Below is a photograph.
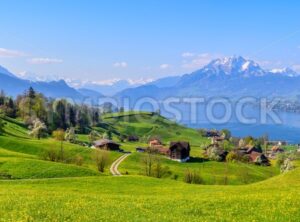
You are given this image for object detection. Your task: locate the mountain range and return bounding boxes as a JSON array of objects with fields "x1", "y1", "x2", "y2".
[
  {"x1": 1, "y1": 56, "x2": 300, "y2": 104},
  {"x1": 115, "y1": 56, "x2": 300, "y2": 102}
]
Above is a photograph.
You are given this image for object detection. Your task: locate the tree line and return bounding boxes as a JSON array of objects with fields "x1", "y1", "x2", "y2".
[{"x1": 0, "y1": 87, "x2": 107, "y2": 137}]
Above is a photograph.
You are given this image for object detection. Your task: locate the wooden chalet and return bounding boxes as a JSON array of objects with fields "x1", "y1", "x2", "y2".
[
  {"x1": 249, "y1": 151, "x2": 270, "y2": 166},
  {"x1": 169, "y1": 141, "x2": 190, "y2": 162},
  {"x1": 93, "y1": 139, "x2": 120, "y2": 151}
]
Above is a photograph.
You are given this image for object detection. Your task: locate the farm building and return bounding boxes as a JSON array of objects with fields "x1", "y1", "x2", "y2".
[
  {"x1": 93, "y1": 139, "x2": 120, "y2": 151},
  {"x1": 249, "y1": 151, "x2": 270, "y2": 166},
  {"x1": 136, "y1": 147, "x2": 146, "y2": 152},
  {"x1": 128, "y1": 135, "x2": 139, "y2": 142},
  {"x1": 204, "y1": 130, "x2": 220, "y2": 137},
  {"x1": 149, "y1": 138, "x2": 162, "y2": 147},
  {"x1": 169, "y1": 141, "x2": 190, "y2": 162}
]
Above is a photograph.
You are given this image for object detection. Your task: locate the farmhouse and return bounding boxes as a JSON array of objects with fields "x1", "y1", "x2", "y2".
[
  {"x1": 169, "y1": 141, "x2": 190, "y2": 162},
  {"x1": 149, "y1": 138, "x2": 162, "y2": 147},
  {"x1": 249, "y1": 151, "x2": 270, "y2": 166},
  {"x1": 93, "y1": 139, "x2": 120, "y2": 151}
]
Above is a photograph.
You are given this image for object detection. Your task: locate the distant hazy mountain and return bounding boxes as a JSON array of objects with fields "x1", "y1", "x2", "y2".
[
  {"x1": 68, "y1": 79, "x2": 153, "y2": 96},
  {"x1": 0, "y1": 65, "x2": 18, "y2": 78},
  {"x1": 146, "y1": 75, "x2": 181, "y2": 88},
  {"x1": 0, "y1": 66, "x2": 83, "y2": 100},
  {"x1": 115, "y1": 56, "x2": 300, "y2": 101}
]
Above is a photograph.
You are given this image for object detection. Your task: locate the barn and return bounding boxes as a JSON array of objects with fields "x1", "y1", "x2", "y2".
[
  {"x1": 93, "y1": 139, "x2": 120, "y2": 151},
  {"x1": 169, "y1": 141, "x2": 190, "y2": 162}
]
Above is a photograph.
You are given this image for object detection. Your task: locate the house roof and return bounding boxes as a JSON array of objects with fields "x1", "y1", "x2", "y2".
[
  {"x1": 93, "y1": 139, "x2": 120, "y2": 147},
  {"x1": 249, "y1": 151, "x2": 267, "y2": 162},
  {"x1": 169, "y1": 141, "x2": 190, "y2": 151}
]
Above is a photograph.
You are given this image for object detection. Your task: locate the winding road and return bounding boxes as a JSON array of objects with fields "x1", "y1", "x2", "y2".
[{"x1": 110, "y1": 153, "x2": 131, "y2": 176}]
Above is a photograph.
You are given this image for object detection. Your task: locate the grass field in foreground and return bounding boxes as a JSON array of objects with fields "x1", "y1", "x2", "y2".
[
  {"x1": 0, "y1": 167, "x2": 299, "y2": 222},
  {"x1": 118, "y1": 152, "x2": 279, "y2": 185}
]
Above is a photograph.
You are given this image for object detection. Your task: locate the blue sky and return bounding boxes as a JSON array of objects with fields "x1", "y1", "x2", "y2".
[{"x1": 0, "y1": 0, "x2": 300, "y2": 83}]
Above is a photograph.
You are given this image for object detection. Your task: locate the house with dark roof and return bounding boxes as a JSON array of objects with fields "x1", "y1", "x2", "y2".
[
  {"x1": 127, "y1": 135, "x2": 139, "y2": 142},
  {"x1": 169, "y1": 141, "x2": 190, "y2": 162},
  {"x1": 93, "y1": 139, "x2": 120, "y2": 151},
  {"x1": 249, "y1": 151, "x2": 270, "y2": 166}
]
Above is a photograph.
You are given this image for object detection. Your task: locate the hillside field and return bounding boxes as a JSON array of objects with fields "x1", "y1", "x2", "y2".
[{"x1": 0, "y1": 112, "x2": 298, "y2": 221}]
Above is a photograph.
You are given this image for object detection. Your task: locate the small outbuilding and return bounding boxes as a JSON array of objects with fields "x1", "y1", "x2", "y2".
[
  {"x1": 93, "y1": 139, "x2": 120, "y2": 151},
  {"x1": 128, "y1": 135, "x2": 139, "y2": 142},
  {"x1": 169, "y1": 141, "x2": 190, "y2": 162}
]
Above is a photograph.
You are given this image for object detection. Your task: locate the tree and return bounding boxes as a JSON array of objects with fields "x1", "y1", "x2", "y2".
[
  {"x1": 92, "y1": 109, "x2": 100, "y2": 126},
  {"x1": 221, "y1": 129, "x2": 231, "y2": 140},
  {"x1": 0, "y1": 114, "x2": 5, "y2": 135},
  {"x1": 68, "y1": 105, "x2": 77, "y2": 127},
  {"x1": 102, "y1": 130, "x2": 112, "y2": 140},
  {"x1": 54, "y1": 100, "x2": 67, "y2": 129},
  {"x1": 119, "y1": 107, "x2": 125, "y2": 113},
  {"x1": 52, "y1": 129, "x2": 65, "y2": 161},
  {"x1": 65, "y1": 127, "x2": 77, "y2": 143},
  {"x1": 142, "y1": 152, "x2": 155, "y2": 176},
  {"x1": 0, "y1": 90, "x2": 5, "y2": 106},
  {"x1": 88, "y1": 130, "x2": 101, "y2": 143},
  {"x1": 221, "y1": 140, "x2": 233, "y2": 151},
  {"x1": 244, "y1": 136, "x2": 255, "y2": 145},
  {"x1": 76, "y1": 108, "x2": 90, "y2": 133},
  {"x1": 29, "y1": 118, "x2": 48, "y2": 139},
  {"x1": 92, "y1": 149, "x2": 109, "y2": 172},
  {"x1": 280, "y1": 158, "x2": 294, "y2": 173}
]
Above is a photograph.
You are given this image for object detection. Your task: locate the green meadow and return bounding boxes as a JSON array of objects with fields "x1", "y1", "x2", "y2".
[{"x1": 0, "y1": 112, "x2": 298, "y2": 221}]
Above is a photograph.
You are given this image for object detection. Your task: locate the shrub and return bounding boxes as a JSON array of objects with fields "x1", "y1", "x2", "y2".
[
  {"x1": 280, "y1": 158, "x2": 295, "y2": 173},
  {"x1": 184, "y1": 169, "x2": 203, "y2": 184},
  {"x1": 226, "y1": 151, "x2": 238, "y2": 162},
  {"x1": 276, "y1": 153, "x2": 287, "y2": 167},
  {"x1": 92, "y1": 149, "x2": 109, "y2": 173},
  {"x1": 74, "y1": 154, "x2": 84, "y2": 166},
  {"x1": 40, "y1": 147, "x2": 60, "y2": 162}
]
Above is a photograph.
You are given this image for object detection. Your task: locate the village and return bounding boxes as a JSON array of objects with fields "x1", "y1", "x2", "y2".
[{"x1": 92, "y1": 129, "x2": 297, "y2": 166}]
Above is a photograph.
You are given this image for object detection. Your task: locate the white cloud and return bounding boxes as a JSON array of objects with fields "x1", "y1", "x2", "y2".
[
  {"x1": 181, "y1": 52, "x2": 195, "y2": 58},
  {"x1": 0, "y1": 48, "x2": 26, "y2": 58},
  {"x1": 159, "y1": 64, "x2": 170, "y2": 69},
  {"x1": 113, "y1": 62, "x2": 128, "y2": 68},
  {"x1": 182, "y1": 53, "x2": 217, "y2": 69},
  {"x1": 28, "y1": 58, "x2": 63, "y2": 64}
]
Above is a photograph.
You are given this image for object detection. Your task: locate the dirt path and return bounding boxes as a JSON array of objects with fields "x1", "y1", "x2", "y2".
[{"x1": 110, "y1": 154, "x2": 131, "y2": 176}]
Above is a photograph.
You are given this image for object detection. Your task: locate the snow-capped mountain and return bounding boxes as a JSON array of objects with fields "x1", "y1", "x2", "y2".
[
  {"x1": 67, "y1": 78, "x2": 153, "y2": 96},
  {"x1": 201, "y1": 56, "x2": 266, "y2": 77},
  {"x1": 116, "y1": 56, "x2": 300, "y2": 101},
  {"x1": 269, "y1": 68, "x2": 299, "y2": 77}
]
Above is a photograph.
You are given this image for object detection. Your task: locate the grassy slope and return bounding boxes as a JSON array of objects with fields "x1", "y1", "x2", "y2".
[
  {"x1": 0, "y1": 112, "x2": 297, "y2": 221},
  {"x1": 98, "y1": 112, "x2": 279, "y2": 184},
  {"x1": 119, "y1": 152, "x2": 279, "y2": 185},
  {"x1": 102, "y1": 112, "x2": 210, "y2": 147},
  {"x1": 0, "y1": 117, "x2": 122, "y2": 178},
  {"x1": 0, "y1": 167, "x2": 299, "y2": 221}
]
